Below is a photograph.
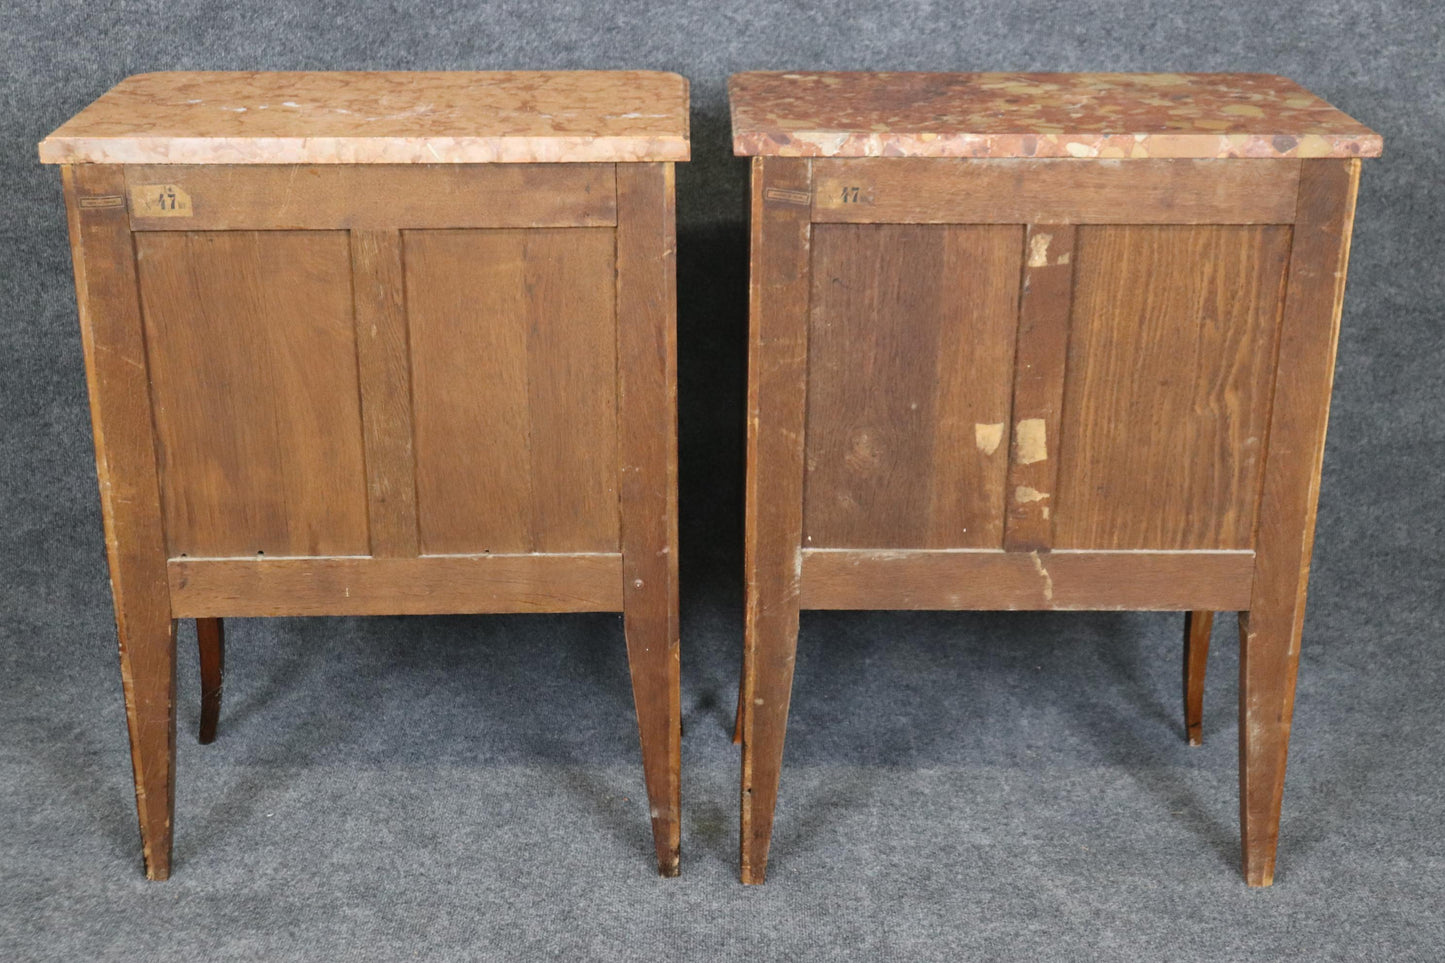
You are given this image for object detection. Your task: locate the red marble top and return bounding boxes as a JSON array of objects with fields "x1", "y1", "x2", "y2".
[{"x1": 729, "y1": 72, "x2": 1381, "y2": 159}]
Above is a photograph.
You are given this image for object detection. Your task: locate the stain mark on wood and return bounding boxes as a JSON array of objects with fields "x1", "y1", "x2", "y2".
[
  {"x1": 1015, "y1": 418, "x2": 1048, "y2": 464},
  {"x1": 1028, "y1": 232, "x2": 1053, "y2": 267},
  {"x1": 1029, "y1": 550, "x2": 1055, "y2": 601},
  {"x1": 974, "y1": 422, "x2": 1004, "y2": 455}
]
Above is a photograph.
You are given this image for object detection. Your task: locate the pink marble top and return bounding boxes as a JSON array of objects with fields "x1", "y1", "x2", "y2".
[
  {"x1": 729, "y1": 72, "x2": 1381, "y2": 159},
  {"x1": 40, "y1": 71, "x2": 691, "y2": 165}
]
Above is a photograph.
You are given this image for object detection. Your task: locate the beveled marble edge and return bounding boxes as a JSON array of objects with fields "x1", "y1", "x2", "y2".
[
  {"x1": 731, "y1": 130, "x2": 1382, "y2": 159},
  {"x1": 39, "y1": 134, "x2": 691, "y2": 165}
]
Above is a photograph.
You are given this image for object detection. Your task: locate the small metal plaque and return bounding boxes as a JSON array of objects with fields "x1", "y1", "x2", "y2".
[
  {"x1": 77, "y1": 195, "x2": 125, "y2": 210},
  {"x1": 130, "y1": 184, "x2": 193, "y2": 218},
  {"x1": 764, "y1": 187, "x2": 811, "y2": 206}
]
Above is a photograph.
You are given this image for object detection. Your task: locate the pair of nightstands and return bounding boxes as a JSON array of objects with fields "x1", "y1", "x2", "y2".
[{"x1": 40, "y1": 70, "x2": 1380, "y2": 886}]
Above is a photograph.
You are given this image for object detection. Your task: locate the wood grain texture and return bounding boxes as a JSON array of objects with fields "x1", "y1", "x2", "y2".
[
  {"x1": 740, "y1": 157, "x2": 813, "y2": 885},
  {"x1": 350, "y1": 230, "x2": 419, "y2": 557},
  {"x1": 196, "y1": 617, "x2": 224, "y2": 745},
  {"x1": 802, "y1": 223, "x2": 1020, "y2": 549},
  {"x1": 1184, "y1": 611, "x2": 1212, "y2": 746},
  {"x1": 406, "y1": 228, "x2": 619, "y2": 556},
  {"x1": 168, "y1": 553, "x2": 624, "y2": 617},
  {"x1": 63, "y1": 165, "x2": 178, "y2": 880},
  {"x1": 123, "y1": 164, "x2": 617, "y2": 230},
  {"x1": 799, "y1": 549, "x2": 1255, "y2": 611},
  {"x1": 1052, "y1": 225, "x2": 1293, "y2": 550},
  {"x1": 1239, "y1": 158, "x2": 1360, "y2": 887},
  {"x1": 135, "y1": 230, "x2": 370, "y2": 558},
  {"x1": 615, "y1": 163, "x2": 682, "y2": 877},
  {"x1": 811, "y1": 159, "x2": 1301, "y2": 224},
  {"x1": 1004, "y1": 224, "x2": 1075, "y2": 552}
]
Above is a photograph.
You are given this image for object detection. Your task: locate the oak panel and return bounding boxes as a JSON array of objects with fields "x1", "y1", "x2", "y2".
[
  {"x1": 803, "y1": 223, "x2": 1021, "y2": 549},
  {"x1": 124, "y1": 164, "x2": 617, "y2": 230},
  {"x1": 812, "y1": 158, "x2": 1301, "y2": 224},
  {"x1": 168, "y1": 553, "x2": 624, "y2": 617},
  {"x1": 1052, "y1": 225, "x2": 1292, "y2": 550},
  {"x1": 407, "y1": 228, "x2": 619, "y2": 555},
  {"x1": 135, "y1": 230, "x2": 370, "y2": 558},
  {"x1": 799, "y1": 548, "x2": 1255, "y2": 611}
]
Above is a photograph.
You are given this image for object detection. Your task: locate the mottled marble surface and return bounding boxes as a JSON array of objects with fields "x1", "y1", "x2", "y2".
[
  {"x1": 730, "y1": 72, "x2": 1381, "y2": 159},
  {"x1": 40, "y1": 71, "x2": 690, "y2": 164}
]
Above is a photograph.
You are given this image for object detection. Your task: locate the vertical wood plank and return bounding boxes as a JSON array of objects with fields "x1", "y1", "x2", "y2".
[
  {"x1": 351, "y1": 230, "x2": 419, "y2": 557},
  {"x1": 740, "y1": 156, "x2": 812, "y2": 884},
  {"x1": 525, "y1": 230, "x2": 620, "y2": 553},
  {"x1": 1239, "y1": 158, "x2": 1361, "y2": 887},
  {"x1": 136, "y1": 230, "x2": 369, "y2": 557},
  {"x1": 407, "y1": 229, "x2": 533, "y2": 554},
  {"x1": 802, "y1": 224, "x2": 1019, "y2": 549},
  {"x1": 1052, "y1": 225, "x2": 1292, "y2": 550},
  {"x1": 63, "y1": 165, "x2": 177, "y2": 879},
  {"x1": 407, "y1": 228, "x2": 619, "y2": 555},
  {"x1": 1003, "y1": 224, "x2": 1075, "y2": 552},
  {"x1": 616, "y1": 163, "x2": 682, "y2": 877}
]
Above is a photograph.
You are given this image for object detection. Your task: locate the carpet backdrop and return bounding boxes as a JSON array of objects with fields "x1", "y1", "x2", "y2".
[{"x1": 1, "y1": 1, "x2": 1442, "y2": 960}]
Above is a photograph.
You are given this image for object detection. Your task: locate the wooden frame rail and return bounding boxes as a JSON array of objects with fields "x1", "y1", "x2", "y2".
[
  {"x1": 799, "y1": 549, "x2": 1256, "y2": 611},
  {"x1": 168, "y1": 553, "x2": 626, "y2": 617},
  {"x1": 124, "y1": 164, "x2": 617, "y2": 230},
  {"x1": 811, "y1": 158, "x2": 1301, "y2": 224}
]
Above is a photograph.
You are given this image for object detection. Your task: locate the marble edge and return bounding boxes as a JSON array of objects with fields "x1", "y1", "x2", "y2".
[
  {"x1": 730, "y1": 130, "x2": 1383, "y2": 160},
  {"x1": 38, "y1": 134, "x2": 692, "y2": 165},
  {"x1": 40, "y1": 69, "x2": 691, "y2": 165},
  {"x1": 725, "y1": 71, "x2": 1381, "y2": 159},
  {"x1": 114, "y1": 68, "x2": 691, "y2": 84}
]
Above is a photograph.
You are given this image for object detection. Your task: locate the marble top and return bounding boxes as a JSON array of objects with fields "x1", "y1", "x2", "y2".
[
  {"x1": 729, "y1": 72, "x2": 1381, "y2": 159},
  {"x1": 40, "y1": 71, "x2": 691, "y2": 165}
]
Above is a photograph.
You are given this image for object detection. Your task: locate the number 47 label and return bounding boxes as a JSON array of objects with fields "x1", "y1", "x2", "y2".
[{"x1": 129, "y1": 184, "x2": 193, "y2": 218}]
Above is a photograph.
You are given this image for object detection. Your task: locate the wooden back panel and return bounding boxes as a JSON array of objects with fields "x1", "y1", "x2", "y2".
[
  {"x1": 799, "y1": 159, "x2": 1298, "y2": 554},
  {"x1": 137, "y1": 230, "x2": 370, "y2": 557},
  {"x1": 407, "y1": 228, "x2": 619, "y2": 555},
  {"x1": 1052, "y1": 225, "x2": 1292, "y2": 550},
  {"x1": 802, "y1": 223, "x2": 1020, "y2": 548},
  {"x1": 126, "y1": 165, "x2": 624, "y2": 568}
]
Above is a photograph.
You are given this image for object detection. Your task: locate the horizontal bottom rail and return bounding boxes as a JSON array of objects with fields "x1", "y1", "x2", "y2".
[
  {"x1": 799, "y1": 548, "x2": 1254, "y2": 611},
  {"x1": 168, "y1": 553, "x2": 624, "y2": 617}
]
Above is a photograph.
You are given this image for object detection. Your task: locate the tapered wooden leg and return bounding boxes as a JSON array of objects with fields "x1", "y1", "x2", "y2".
[
  {"x1": 1183, "y1": 611, "x2": 1212, "y2": 745},
  {"x1": 617, "y1": 162, "x2": 682, "y2": 876},
  {"x1": 740, "y1": 596, "x2": 802, "y2": 885},
  {"x1": 1238, "y1": 605, "x2": 1306, "y2": 888},
  {"x1": 64, "y1": 165, "x2": 178, "y2": 880},
  {"x1": 118, "y1": 616, "x2": 179, "y2": 880},
  {"x1": 1238, "y1": 158, "x2": 1361, "y2": 887},
  {"x1": 196, "y1": 618, "x2": 224, "y2": 744},
  {"x1": 622, "y1": 596, "x2": 681, "y2": 877},
  {"x1": 740, "y1": 157, "x2": 813, "y2": 885}
]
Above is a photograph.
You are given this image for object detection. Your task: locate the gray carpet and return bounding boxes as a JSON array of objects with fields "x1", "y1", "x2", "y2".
[{"x1": 2, "y1": 1, "x2": 1443, "y2": 959}]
